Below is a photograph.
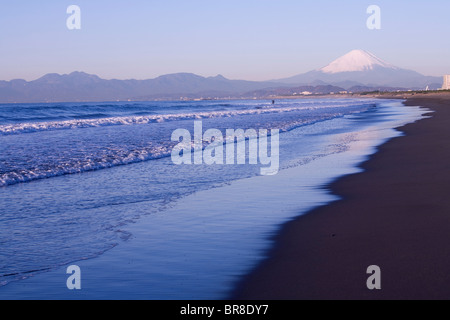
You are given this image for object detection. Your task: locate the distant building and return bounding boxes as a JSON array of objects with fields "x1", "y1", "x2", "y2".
[{"x1": 442, "y1": 75, "x2": 450, "y2": 90}]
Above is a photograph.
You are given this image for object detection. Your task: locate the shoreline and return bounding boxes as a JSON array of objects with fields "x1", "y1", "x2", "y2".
[{"x1": 232, "y1": 93, "x2": 450, "y2": 300}]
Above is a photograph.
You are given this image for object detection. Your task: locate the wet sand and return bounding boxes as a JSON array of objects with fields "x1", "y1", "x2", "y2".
[{"x1": 233, "y1": 93, "x2": 450, "y2": 300}]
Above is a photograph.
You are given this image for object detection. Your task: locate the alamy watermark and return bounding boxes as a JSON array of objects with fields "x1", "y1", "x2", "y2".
[
  {"x1": 367, "y1": 265, "x2": 381, "y2": 290},
  {"x1": 66, "y1": 5, "x2": 81, "y2": 30},
  {"x1": 367, "y1": 5, "x2": 381, "y2": 30},
  {"x1": 171, "y1": 121, "x2": 280, "y2": 176},
  {"x1": 66, "y1": 265, "x2": 81, "y2": 290}
]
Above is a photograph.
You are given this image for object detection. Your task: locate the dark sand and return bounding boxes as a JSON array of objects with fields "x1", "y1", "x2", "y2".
[{"x1": 233, "y1": 93, "x2": 450, "y2": 300}]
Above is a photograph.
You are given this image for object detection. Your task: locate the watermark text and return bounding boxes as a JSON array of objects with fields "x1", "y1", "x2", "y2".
[{"x1": 171, "y1": 121, "x2": 280, "y2": 176}]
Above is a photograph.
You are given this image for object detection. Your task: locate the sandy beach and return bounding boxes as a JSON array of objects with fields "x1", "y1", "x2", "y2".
[{"x1": 233, "y1": 93, "x2": 450, "y2": 300}]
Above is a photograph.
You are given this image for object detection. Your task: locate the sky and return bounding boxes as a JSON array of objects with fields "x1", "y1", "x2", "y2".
[{"x1": 1, "y1": 0, "x2": 449, "y2": 81}]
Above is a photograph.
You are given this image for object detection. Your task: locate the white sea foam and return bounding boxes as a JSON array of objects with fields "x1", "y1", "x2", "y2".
[
  {"x1": 0, "y1": 103, "x2": 374, "y2": 135},
  {"x1": 0, "y1": 101, "x2": 376, "y2": 188}
]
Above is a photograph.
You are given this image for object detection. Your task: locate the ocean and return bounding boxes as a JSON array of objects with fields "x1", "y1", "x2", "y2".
[{"x1": 0, "y1": 98, "x2": 426, "y2": 299}]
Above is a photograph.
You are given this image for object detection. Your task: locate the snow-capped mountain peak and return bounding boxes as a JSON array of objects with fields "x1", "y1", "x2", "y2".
[{"x1": 319, "y1": 49, "x2": 398, "y2": 74}]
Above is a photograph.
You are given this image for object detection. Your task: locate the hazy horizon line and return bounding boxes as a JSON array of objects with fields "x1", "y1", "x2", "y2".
[{"x1": 1, "y1": 67, "x2": 446, "y2": 84}]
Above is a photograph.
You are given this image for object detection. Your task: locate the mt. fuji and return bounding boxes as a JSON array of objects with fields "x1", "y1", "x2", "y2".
[
  {"x1": 320, "y1": 50, "x2": 398, "y2": 74},
  {"x1": 276, "y1": 50, "x2": 441, "y2": 89}
]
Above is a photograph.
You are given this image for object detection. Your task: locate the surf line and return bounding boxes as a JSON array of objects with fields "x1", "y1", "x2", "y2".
[{"x1": 171, "y1": 121, "x2": 280, "y2": 176}]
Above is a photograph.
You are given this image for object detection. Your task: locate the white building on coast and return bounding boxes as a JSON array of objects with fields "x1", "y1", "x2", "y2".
[{"x1": 442, "y1": 75, "x2": 450, "y2": 90}]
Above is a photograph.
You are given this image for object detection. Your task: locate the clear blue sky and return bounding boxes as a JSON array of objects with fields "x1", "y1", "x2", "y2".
[{"x1": 1, "y1": 0, "x2": 449, "y2": 81}]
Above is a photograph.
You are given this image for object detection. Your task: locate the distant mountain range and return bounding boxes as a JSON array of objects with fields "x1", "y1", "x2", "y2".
[
  {"x1": 0, "y1": 50, "x2": 443, "y2": 103},
  {"x1": 0, "y1": 72, "x2": 281, "y2": 103}
]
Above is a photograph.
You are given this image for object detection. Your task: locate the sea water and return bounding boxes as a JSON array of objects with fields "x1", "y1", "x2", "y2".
[{"x1": 0, "y1": 98, "x2": 427, "y2": 299}]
